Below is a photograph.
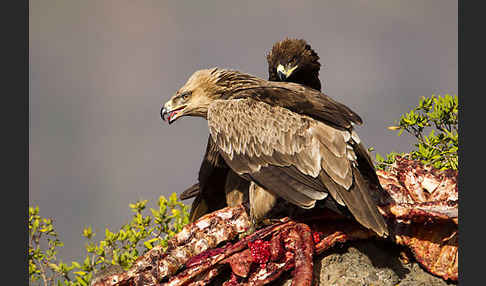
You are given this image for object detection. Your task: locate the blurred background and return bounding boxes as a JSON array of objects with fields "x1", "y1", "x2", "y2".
[{"x1": 29, "y1": 0, "x2": 457, "y2": 263}]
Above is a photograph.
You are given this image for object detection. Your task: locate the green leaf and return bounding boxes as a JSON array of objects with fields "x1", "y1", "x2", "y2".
[
  {"x1": 143, "y1": 240, "x2": 154, "y2": 250},
  {"x1": 382, "y1": 94, "x2": 457, "y2": 171}
]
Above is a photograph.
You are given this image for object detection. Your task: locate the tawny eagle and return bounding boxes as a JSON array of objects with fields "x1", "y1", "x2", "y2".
[
  {"x1": 180, "y1": 39, "x2": 324, "y2": 222},
  {"x1": 161, "y1": 68, "x2": 388, "y2": 237}
]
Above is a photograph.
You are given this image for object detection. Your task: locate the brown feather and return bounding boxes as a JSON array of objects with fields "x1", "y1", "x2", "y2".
[
  {"x1": 224, "y1": 170, "x2": 249, "y2": 207},
  {"x1": 179, "y1": 183, "x2": 200, "y2": 200},
  {"x1": 187, "y1": 193, "x2": 208, "y2": 223},
  {"x1": 319, "y1": 167, "x2": 388, "y2": 237},
  {"x1": 230, "y1": 85, "x2": 362, "y2": 128},
  {"x1": 249, "y1": 182, "x2": 279, "y2": 223},
  {"x1": 206, "y1": 97, "x2": 387, "y2": 236},
  {"x1": 187, "y1": 137, "x2": 228, "y2": 221}
]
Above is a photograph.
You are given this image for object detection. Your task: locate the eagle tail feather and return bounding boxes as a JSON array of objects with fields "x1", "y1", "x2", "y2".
[
  {"x1": 188, "y1": 195, "x2": 209, "y2": 223},
  {"x1": 179, "y1": 183, "x2": 200, "y2": 200},
  {"x1": 320, "y1": 168, "x2": 388, "y2": 237}
]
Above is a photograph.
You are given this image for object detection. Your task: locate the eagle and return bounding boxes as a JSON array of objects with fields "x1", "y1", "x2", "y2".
[
  {"x1": 180, "y1": 39, "x2": 323, "y2": 222},
  {"x1": 161, "y1": 68, "x2": 389, "y2": 237},
  {"x1": 267, "y1": 38, "x2": 322, "y2": 91}
]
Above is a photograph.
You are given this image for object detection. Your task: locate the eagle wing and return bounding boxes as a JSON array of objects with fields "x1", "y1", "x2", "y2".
[
  {"x1": 231, "y1": 81, "x2": 363, "y2": 129},
  {"x1": 207, "y1": 98, "x2": 387, "y2": 236},
  {"x1": 186, "y1": 137, "x2": 229, "y2": 221}
]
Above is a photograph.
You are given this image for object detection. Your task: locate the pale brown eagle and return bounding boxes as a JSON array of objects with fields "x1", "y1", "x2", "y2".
[
  {"x1": 161, "y1": 68, "x2": 388, "y2": 237},
  {"x1": 180, "y1": 39, "x2": 324, "y2": 222}
]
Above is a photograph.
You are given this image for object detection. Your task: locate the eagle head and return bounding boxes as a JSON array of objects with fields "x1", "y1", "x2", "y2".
[
  {"x1": 267, "y1": 38, "x2": 321, "y2": 91},
  {"x1": 161, "y1": 68, "x2": 227, "y2": 124}
]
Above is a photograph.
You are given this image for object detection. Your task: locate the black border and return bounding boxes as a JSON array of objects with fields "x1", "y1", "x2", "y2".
[
  {"x1": 3, "y1": 0, "x2": 28, "y2": 283},
  {"x1": 457, "y1": 2, "x2": 463, "y2": 282},
  {"x1": 458, "y1": 0, "x2": 481, "y2": 285},
  {"x1": 458, "y1": 1, "x2": 478, "y2": 285}
]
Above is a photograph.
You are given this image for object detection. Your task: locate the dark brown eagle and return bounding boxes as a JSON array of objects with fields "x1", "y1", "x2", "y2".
[
  {"x1": 161, "y1": 68, "x2": 389, "y2": 237},
  {"x1": 180, "y1": 39, "x2": 323, "y2": 222},
  {"x1": 267, "y1": 38, "x2": 321, "y2": 91}
]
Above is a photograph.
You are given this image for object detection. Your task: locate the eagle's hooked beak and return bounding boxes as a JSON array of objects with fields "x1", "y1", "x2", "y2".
[
  {"x1": 277, "y1": 64, "x2": 299, "y2": 81},
  {"x1": 160, "y1": 106, "x2": 168, "y2": 121},
  {"x1": 161, "y1": 100, "x2": 186, "y2": 125}
]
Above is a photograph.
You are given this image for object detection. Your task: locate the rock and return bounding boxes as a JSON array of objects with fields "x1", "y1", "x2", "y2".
[{"x1": 280, "y1": 239, "x2": 455, "y2": 286}]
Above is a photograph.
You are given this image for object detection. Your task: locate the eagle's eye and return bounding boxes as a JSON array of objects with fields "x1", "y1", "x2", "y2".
[{"x1": 180, "y1": 92, "x2": 191, "y2": 100}]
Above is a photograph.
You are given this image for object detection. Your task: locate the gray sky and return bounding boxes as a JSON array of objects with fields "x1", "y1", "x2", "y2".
[{"x1": 29, "y1": 0, "x2": 457, "y2": 263}]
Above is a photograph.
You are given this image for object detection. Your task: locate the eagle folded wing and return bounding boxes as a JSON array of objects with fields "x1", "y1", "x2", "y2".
[
  {"x1": 231, "y1": 82, "x2": 363, "y2": 129},
  {"x1": 207, "y1": 98, "x2": 388, "y2": 236},
  {"x1": 207, "y1": 98, "x2": 354, "y2": 206}
]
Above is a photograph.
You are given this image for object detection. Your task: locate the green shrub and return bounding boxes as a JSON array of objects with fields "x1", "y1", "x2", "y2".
[
  {"x1": 375, "y1": 94, "x2": 458, "y2": 171},
  {"x1": 29, "y1": 193, "x2": 189, "y2": 286}
]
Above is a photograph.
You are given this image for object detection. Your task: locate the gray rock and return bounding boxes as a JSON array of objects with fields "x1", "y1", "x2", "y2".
[{"x1": 280, "y1": 239, "x2": 456, "y2": 286}]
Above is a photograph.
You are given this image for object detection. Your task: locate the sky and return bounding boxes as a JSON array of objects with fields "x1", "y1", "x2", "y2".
[{"x1": 29, "y1": 0, "x2": 457, "y2": 263}]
